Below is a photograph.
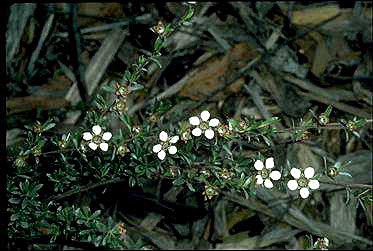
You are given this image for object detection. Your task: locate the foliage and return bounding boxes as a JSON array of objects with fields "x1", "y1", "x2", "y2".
[{"x1": 6, "y1": 2, "x2": 371, "y2": 249}]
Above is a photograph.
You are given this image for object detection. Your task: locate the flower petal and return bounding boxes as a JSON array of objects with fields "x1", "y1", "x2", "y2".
[
  {"x1": 92, "y1": 125, "x2": 102, "y2": 135},
  {"x1": 170, "y1": 136, "x2": 179, "y2": 144},
  {"x1": 287, "y1": 180, "x2": 298, "y2": 190},
  {"x1": 88, "y1": 142, "x2": 98, "y2": 150},
  {"x1": 200, "y1": 110, "x2": 210, "y2": 121},
  {"x1": 102, "y1": 132, "x2": 112, "y2": 141},
  {"x1": 83, "y1": 132, "x2": 93, "y2": 141},
  {"x1": 159, "y1": 131, "x2": 168, "y2": 142},
  {"x1": 308, "y1": 179, "x2": 320, "y2": 190},
  {"x1": 304, "y1": 167, "x2": 315, "y2": 179},
  {"x1": 157, "y1": 150, "x2": 166, "y2": 160},
  {"x1": 264, "y1": 179, "x2": 273, "y2": 189},
  {"x1": 290, "y1": 168, "x2": 301, "y2": 179},
  {"x1": 100, "y1": 143, "x2": 108, "y2": 151},
  {"x1": 254, "y1": 160, "x2": 264, "y2": 170},
  {"x1": 189, "y1": 116, "x2": 200, "y2": 126},
  {"x1": 153, "y1": 144, "x2": 162, "y2": 153},
  {"x1": 256, "y1": 175, "x2": 263, "y2": 184},
  {"x1": 192, "y1": 128, "x2": 202, "y2": 137},
  {"x1": 228, "y1": 121, "x2": 233, "y2": 131},
  {"x1": 168, "y1": 145, "x2": 177, "y2": 155},
  {"x1": 265, "y1": 157, "x2": 274, "y2": 169},
  {"x1": 204, "y1": 129, "x2": 214, "y2": 139},
  {"x1": 209, "y1": 118, "x2": 220, "y2": 127},
  {"x1": 270, "y1": 170, "x2": 281, "y2": 180},
  {"x1": 300, "y1": 188, "x2": 310, "y2": 199}
]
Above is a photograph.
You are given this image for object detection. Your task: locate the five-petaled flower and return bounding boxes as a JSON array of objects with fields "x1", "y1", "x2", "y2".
[
  {"x1": 189, "y1": 110, "x2": 220, "y2": 139},
  {"x1": 152, "y1": 131, "x2": 179, "y2": 160},
  {"x1": 254, "y1": 157, "x2": 281, "y2": 189},
  {"x1": 287, "y1": 167, "x2": 320, "y2": 198},
  {"x1": 82, "y1": 125, "x2": 112, "y2": 151}
]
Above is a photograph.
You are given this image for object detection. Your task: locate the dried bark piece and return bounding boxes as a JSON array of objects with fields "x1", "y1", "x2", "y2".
[
  {"x1": 7, "y1": 96, "x2": 69, "y2": 115},
  {"x1": 179, "y1": 43, "x2": 259, "y2": 101},
  {"x1": 270, "y1": 45, "x2": 308, "y2": 79},
  {"x1": 309, "y1": 31, "x2": 332, "y2": 77},
  {"x1": 292, "y1": 4, "x2": 340, "y2": 26},
  {"x1": 7, "y1": 76, "x2": 71, "y2": 115}
]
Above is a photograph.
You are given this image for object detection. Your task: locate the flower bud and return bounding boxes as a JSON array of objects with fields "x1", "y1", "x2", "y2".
[
  {"x1": 319, "y1": 113, "x2": 329, "y2": 125},
  {"x1": 118, "y1": 145, "x2": 129, "y2": 157},
  {"x1": 15, "y1": 156, "x2": 27, "y2": 168}
]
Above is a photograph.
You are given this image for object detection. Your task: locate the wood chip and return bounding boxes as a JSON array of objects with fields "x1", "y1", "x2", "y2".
[
  {"x1": 7, "y1": 96, "x2": 69, "y2": 115},
  {"x1": 292, "y1": 4, "x2": 340, "y2": 26},
  {"x1": 179, "y1": 43, "x2": 259, "y2": 101},
  {"x1": 309, "y1": 32, "x2": 332, "y2": 77}
]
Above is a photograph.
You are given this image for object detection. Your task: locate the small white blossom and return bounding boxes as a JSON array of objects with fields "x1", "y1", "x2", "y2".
[
  {"x1": 82, "y1": 125, "x2": 112, "y2": 151},
  {"x1": 254, "y1": 157, "x2": 281, "y2": 189},
  {"x1": 152, "y1": 131, "x2": 179, "y2": 160},
  {"x1": 287, "y1": 167, "x2": 320, "y2": 198},
  {"x1": 189, "y1": 110, "x2": 220, "y2": 139},
  {"x1": 314, "y1": 237, "x2": 329, "y2": 250}
]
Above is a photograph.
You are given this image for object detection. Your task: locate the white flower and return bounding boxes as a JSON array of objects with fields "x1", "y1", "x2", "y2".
[
  {"x1": 189, "y1": 110, "x2": 220, "y2": 139},
  {"x1": 314, "y1": 237, "x2": 329, "y2": 250},
  {"x1": 82, "y1": 125, "x2": 112, "y2": 151},
  {"x1": 152, "y1": 131, "x2": 179, "y2": 160},
  {"x1": 287, "y1": 167, "x2": 320, "y2": 198},
  {"x1": 254, "y1": 157, "x2": 281, "y2": 189}
]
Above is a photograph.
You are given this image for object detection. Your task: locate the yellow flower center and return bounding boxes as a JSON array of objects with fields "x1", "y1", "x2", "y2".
[
  {"x1": 298, "y1": 177, "x2": 308, "y2": 188},
  {"x1": 93, "y1": 135, "x2": 101, "y2": 144},
  {"x1": 259, "y1": 169, "x2": 269, "y2": 179},
  {"x1": 200, "y1": 121, "x2": 209, "y2": 130}
]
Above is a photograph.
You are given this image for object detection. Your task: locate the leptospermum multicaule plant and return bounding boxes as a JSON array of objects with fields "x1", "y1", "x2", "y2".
[{"x1": 6, "y1": 2, "x2": 370, "y2": 249}]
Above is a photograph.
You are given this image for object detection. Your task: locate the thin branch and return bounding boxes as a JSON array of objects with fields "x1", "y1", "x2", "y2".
[
  {"x1": 46, "y1": 177, "x2": 126, "y2": 202},
  {"x1": 320, "y1": 181, "x2": 373, "y2": 190}
]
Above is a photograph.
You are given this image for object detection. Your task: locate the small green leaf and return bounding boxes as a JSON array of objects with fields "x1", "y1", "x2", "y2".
[
  {"x1": 101, "y1": 84, "x2": 116, "y2": 93},
  {"x1": 154, "y1": 37, "x2": 163, "y2": 51},
  {"x1": 184, "y1": 5, "x2": 195, "y2": 21},
  {"x1": 32, "y1": 183, "x2": 43, "y2": 193},
  {"x1": 222, "y1": 144, "x2": 232, "y2": 156},
  {"x1": 186, "y1": 182, "x2": 196, "y2": 192},
  {"x1": 129, "y1": 83, "x2": 144, "y2": 92},
  {"x1": 324, "y1": 105, "x2": 333, "y2": 116},
  {"x1": 243, "y1": 177, "x2": 251, "y2": 188},
  {"x1": 339, "y1": 172, "x2": 353, "y2": 178},
  {"x1": 10, "y1": 214, "x2": 19, "y2": 221},
  {"x1": 258, "y1": 117, "x2": 279, "y2": 128},
  {"x1": 92, "y1": 210, "x2": 101, "y2": 218},
  {"x1": 151, "y1": 57, "x2": 162, "y2": 69},
  {"x1": 9, "y1": 198, "x2": 21, "y2": 204},
  {"x1": 43, "y1": 123, "x2": 56, "y2": 132},
  {"x1": 261, "y1": 135, "x2": 272, "y2": 146},
  {"x1": 173, "y1": 177, "x2": 185, "y2": 186}
]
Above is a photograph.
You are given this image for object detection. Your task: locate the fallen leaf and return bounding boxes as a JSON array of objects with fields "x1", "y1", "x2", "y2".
[{"x1": 309, "y1": 31, "x2": 332, "y2": 77}]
